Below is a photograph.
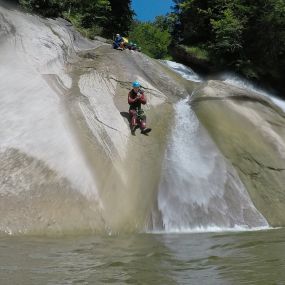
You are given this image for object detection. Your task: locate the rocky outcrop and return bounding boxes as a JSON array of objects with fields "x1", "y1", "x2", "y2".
[
  {"x1": 0, "y1": 4, "x2": 191, "y2": 234},
  {"x1": 192, "y1": 80, "x2": 285, "y2": 226},
  {"x1": 3, "y1": 2, "x2": 284, "y2": 234}
]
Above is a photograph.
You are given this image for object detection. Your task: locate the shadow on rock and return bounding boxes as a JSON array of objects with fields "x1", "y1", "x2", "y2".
[{"x1": 120, "y1": 111, "x2": 130, "y2": 122}]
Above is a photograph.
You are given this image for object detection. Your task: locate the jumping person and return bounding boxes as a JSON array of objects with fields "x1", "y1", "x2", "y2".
[{"x1": 128, "y1": 81, "x2": 152, "y2": 135}]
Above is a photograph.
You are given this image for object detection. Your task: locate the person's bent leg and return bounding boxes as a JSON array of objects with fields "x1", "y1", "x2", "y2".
[
  {"x1": 129, "y1": 109, "x2": 137, "y2": 134},
  {"x1": 129, "y1": 110, "x2": 137, "y2": 126},
  {"x1": 139, "y1": 116, "x2": 152, "y2": 134},
  {"x1": 139, "y1": 119, "x2": 146, "y2": 130}
]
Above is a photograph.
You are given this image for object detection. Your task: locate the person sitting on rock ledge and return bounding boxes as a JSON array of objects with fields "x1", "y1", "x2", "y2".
[
  {"x1": 128, "y1": 81, "x2": 152, "y2": 135},
  {"x1": 113, "y1": 33, "x2": 124, "y2": 49}
]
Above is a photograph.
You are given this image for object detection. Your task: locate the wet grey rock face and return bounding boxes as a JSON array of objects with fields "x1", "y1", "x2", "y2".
[{"x1": 192, "y1": 80, "x2": 285, "y2": 226}]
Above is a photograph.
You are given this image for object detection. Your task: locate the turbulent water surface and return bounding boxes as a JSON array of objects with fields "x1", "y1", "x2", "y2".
[{"x1": 1, "y1": 228, "x2": 285, "y2": 285}]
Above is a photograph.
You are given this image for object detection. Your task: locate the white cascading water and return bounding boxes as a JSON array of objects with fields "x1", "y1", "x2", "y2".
[
  {"x1": 222, "y1": 74, "x2": 285, "y2": 112},
  {"x1": 162, "y1": 60, "x2": 202, "y2": 82},
  {"x1": 156, "y1": 64, "x2": 269, "y2": 233}
]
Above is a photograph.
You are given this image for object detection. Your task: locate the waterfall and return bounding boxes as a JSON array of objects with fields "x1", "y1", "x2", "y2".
[
  {"x1": 161, "y1": 60, "x2": 202, "y2": 82},
  {"x1": 156, "y1": 63, "x2": 269, "y2": 233},
  {"x1": 222, "y1": 74, "x2": 285, "y2": 112},
  {"x1": 0, "y1": 3, "x2": 273, "y2": 235}
]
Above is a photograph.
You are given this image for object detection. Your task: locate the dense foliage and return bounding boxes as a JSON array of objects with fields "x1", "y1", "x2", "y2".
[
  {"x1": 171, "y1": 0, "x2": 285, "y2": 90},
  {"x1": 18, "y1": 0, "x2": 133, "y2": 38},
  {"x1": 103, "y1": 0, "x2": 134, "y2": 37},
  {"x1": 128, "y1": 17, "x2": 171, "y2": 59},
  {"x1": 17, "y1": 0, "x2": 285, "y2": 91},
  {"x1": 19, "y1": 0, "x2": 66, "y2": 17}
]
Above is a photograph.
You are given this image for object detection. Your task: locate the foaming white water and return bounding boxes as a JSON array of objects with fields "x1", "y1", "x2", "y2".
[
  {"x1": 157, "y1": 98, "x2": 268, "y2": 232},
  {"x1": 155, "y1": 61, "x2": 269, "y2": 232},
  {"x1": 150, "y1": 225, "x2": 271, "y2": 234},
  {"x1": 222, "y1": 74, "x2": 285, "y2": 112},
  {"x1": 162, "y1": 60, "x2": 202, "y2": 82}
]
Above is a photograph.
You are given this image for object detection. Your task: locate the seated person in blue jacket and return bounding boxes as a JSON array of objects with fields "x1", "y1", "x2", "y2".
[{"x1": 113, "y1": 34, "x2": 124, "y2": 49}]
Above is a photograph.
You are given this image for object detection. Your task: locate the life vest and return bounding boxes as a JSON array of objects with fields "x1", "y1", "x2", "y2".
[{"x1": 122, "y1": 37, "x2": 128, "y2": 44}]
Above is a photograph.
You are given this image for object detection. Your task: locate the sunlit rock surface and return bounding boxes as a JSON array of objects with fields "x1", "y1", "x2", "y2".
[
  {"x1": 192, "y1": 80, "x2": 285, "y2": 226},
  {"x1": 0, "y1": 3, "x2": 184, "y2": 234},
  {"x1": 2, "y1": 1, "x2": 284, "y2": 235}
]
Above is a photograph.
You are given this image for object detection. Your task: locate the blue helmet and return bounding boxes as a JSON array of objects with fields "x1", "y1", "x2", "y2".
[{"x1": 132, "y1": 81, "x2": 140, "y2": 88}]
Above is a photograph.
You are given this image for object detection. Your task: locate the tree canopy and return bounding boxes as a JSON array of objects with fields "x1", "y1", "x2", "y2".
[
  {"x1": 171, "y1": 0, "x2": 285, "y2": 90},
  {"x1": 17, "y1": 0, "x2": 285, "y2": 92},
  {"x1": 128, "y1": 18, "x2": 171, "y2": 59},
  {"x1": 18, "y1": 0, "x2": 134, "y2": 37}
]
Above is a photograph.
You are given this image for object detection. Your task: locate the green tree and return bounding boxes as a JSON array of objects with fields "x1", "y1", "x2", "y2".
[
  {"x1": 172, "y1": 0, "x2": 211, "y2": 44},
  {"x1": 79, "y1": 0, "x2": 111, "y2": 28},
  {"x1": 129, "y1": 22, "x2": 171, "y2": 59},
  {"x1": 170, "y1": 0, "x2": 285, "y2": 92},
  {"x1": 18, "y1": 0, "x2": 135, "y2": 39},
  {"x1": 19, "y1": 0, "x2": 66, "y2": 17},
  {"x1": 102, "y1": 0, "x2": 134, "y2": 36},
  {"x1": 210, "y1": 8, "x2": 244, "y2": 60},
  {"x1": 243, "y1": 0, "x2": 285, "y2": 77}
]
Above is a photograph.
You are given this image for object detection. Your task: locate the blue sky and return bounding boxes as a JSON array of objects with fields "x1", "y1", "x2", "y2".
[{"x1": 132, "y1": 0, "x2": 173, "y2": 22}]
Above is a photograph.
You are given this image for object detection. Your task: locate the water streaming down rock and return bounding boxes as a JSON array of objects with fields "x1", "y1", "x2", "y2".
[
  {"x1": 221, "y1": 74, "x2": 285, "y2": 112},
  {"x1": 161, "y1": 60, "x2": 202, "y2": 83},
  {"x1": 155, "y1": 69, "x2": 269, "y2": 232}
]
